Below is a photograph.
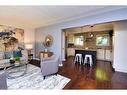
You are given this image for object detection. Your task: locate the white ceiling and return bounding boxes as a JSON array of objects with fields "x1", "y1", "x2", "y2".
[{"x1": 0, "y1": 6, "x2": 126, "y2": 29}]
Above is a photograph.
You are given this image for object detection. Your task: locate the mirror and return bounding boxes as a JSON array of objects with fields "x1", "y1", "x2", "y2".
[{"x1": 44, "y1": 35, "x2": 53, "y2": 47}]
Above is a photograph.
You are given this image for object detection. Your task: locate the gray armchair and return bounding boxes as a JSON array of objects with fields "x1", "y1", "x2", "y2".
[
  {"x1": 0, "y1": 71, "x2": 7, "y2": 89},
  {"x1": 40, "y1": 55, "x2": 59, "y2": 79}
]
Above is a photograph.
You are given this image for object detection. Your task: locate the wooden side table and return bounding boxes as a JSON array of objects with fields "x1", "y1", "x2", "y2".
[
  {"x1": 40, "y1": 51, "x2": 53, "y2": 59},
  {"x1": 29, "y1": 58, "x2": 40, "y2": 67}
]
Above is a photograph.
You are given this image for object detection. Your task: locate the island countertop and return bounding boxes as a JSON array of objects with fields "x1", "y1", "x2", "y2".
[{"x1": 75, "y1": 48, "x2": 97, "y2": 51}]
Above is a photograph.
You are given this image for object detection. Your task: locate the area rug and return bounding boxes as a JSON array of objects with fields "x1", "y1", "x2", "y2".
[{"x1": 7, "y1": 64, "x2": 70, "y2": 90}]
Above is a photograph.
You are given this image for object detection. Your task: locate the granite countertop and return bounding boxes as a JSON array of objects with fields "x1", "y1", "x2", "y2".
[
  {"x1": 75, "y1": 49, "x2": 97, "y2": 51},
  {"x1": 67, "y1": 47, "x2": 97, "y2": 51}
]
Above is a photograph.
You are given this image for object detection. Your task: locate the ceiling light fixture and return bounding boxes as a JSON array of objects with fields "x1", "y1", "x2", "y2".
[{"x1": 88, "y1": 25, "x2": 94, "y2": 38}]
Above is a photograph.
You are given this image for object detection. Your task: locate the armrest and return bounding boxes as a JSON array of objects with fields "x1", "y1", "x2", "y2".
[
  {"x1": 41, "y1": 56, "x2": 59, "y2": 68},
  {"x1": 0, "y1": 72, "x2": 7, "y2": 89}
]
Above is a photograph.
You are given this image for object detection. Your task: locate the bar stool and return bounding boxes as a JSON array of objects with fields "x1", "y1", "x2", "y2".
[
  {"x1": 74, "y1": 54, "x2": 83, "y2": 64},
  {"x1": 84, "y1": 54, "x2": 93, "y2": 66}
]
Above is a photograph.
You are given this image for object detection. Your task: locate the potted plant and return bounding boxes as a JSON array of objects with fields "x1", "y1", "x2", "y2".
[
  {"x1": 14, "y1": 56, "x2": 20, "y2": 66},
  {"x1": 10, "y1": 57, "x2": 15, "y2": 64}
]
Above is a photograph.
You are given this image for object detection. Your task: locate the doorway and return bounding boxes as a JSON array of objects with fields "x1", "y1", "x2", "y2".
[{"x1": 62, "y1": 22, "x2": 114, "y2": 62}]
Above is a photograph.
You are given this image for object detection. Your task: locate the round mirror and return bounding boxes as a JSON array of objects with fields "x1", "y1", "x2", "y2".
[{"x1": 44, "y1": 35, "x2": 53, "y2": 47}]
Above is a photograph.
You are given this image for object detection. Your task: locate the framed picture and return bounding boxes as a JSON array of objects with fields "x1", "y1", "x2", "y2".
[{"x1": 96, "y1": 34, "x2": 110, "y2": 46}]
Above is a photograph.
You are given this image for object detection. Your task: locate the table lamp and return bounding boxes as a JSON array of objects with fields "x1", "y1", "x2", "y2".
[{"x1": 25, "y1": 43, "x2": 33, "y2": 60}]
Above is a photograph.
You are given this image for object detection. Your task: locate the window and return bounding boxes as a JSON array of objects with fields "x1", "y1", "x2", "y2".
[
  {"x1": 74, "y1": 36, "x2": 84, "y2": 46},
  {"x1": 96, "y1": 35, "x2": 109, "y2": 46}
]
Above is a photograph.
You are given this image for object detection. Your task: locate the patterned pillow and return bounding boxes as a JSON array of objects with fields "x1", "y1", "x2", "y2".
[
  {"x1": 21, "y1": 50, "x2": 28, "y2": 57},
  {"x1": 4, "y1": 51, "x2": 13, "y2": 59},
  {"x1": 13, "y1": 50, "x2": 22, "y2": 57},
  {"x1": 0, "y1": 52, "x2": 4, "y2": 60}
]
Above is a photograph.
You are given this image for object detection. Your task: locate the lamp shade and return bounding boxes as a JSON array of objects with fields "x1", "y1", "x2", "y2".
[{"x1": 25, "y1": 44, "x2": 33, "y2": 50}]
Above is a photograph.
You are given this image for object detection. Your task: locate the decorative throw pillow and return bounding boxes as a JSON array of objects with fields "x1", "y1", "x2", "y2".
[
  {"x1": 4, "y1": 51, "x2": 13, "y2": 59},
  {"x1": 21, "y1": 50, "x2": 28, "y2": 57},
  {"x1": 0, "y1": 52, "x2": 4, "y2": 60},
  {"x1": 13, "y1": 50, "x2": 22, "y2": 57}
]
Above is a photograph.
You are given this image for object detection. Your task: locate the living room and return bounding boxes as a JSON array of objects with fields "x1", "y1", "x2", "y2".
[{"x1": 0, "y1": 5, "x2": 127, "y2": 92}]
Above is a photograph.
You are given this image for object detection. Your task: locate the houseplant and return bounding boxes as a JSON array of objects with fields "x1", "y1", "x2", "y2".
[{"x1": 14, "y1": 56, "x2": 20, "y2": 66}]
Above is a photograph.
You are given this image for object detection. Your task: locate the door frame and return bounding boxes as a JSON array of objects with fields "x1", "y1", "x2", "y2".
[{"x1": 61, "y1": 30, "x2": 67, "y2": 61}]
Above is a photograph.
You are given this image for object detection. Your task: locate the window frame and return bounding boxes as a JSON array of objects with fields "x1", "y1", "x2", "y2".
[
  {"x1": 96, "y1": 34, "x2": 110, "y2": 46},
  {"x1": 74, "y1": 35, "x2": 84, "y2": 46}
]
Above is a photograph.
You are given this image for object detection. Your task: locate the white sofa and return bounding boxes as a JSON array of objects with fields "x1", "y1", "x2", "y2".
[{"x1": 0, "y1": 50, "x2": 28, "y2": 69}]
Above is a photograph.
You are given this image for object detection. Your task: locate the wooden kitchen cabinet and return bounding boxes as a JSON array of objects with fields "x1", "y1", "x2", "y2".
[{"x1": 97, "y1": 49, "x2": 112, "y2": 61}]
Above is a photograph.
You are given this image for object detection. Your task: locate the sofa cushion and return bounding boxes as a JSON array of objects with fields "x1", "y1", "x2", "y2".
[
  {"x1": 0, "y1": 52, "x2": 4, "y2": 60},
  {"x1": 0, "y1": 59, "x2": 10, "y2": 64},
  {"x1": 21, "y1": 50, "x2": 28, "y2": 57},
  {"x1": 4, "y1": 51, "x2": 13, "y2": 59},
  {"x1": 13, "y1": 50, "x2": 22, "y2": 57}
]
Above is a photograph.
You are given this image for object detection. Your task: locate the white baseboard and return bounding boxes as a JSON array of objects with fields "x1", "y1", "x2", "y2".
[{"x1": 59, "y1": 63, "x2": 63, "y2": 67}]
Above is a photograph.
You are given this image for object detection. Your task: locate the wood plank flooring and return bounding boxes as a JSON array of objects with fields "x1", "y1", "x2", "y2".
[
  {"x1": 30, "y1": 57, "x2": 127, "y2": 89},
  {"x1": 58, "y1": 57, "x2": 127, "y2": 89}
]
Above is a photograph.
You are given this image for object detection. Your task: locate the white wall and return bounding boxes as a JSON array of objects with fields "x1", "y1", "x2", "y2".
[
  {"x1": 35, "y1": 8, "x2": 127, "y2": 63},
  {"x1": 35, "y1": 25, "x2": 61, "y2": 58},
  {"x1": 113, "y1": 21, "x2": 127, "y2": 73}
]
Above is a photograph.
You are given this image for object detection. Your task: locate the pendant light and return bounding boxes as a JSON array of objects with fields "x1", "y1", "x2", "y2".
[{"x1": 88, "y1": 25, "x2": 94, "y2": 38}]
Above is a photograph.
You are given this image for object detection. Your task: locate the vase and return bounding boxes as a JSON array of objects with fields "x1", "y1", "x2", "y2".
[
  {"x1": 10, "y1": 60, "x2": 15, "y2": 64},
  {"x1": 14, "y1": 61, "x2": 20, "y2": 66}
]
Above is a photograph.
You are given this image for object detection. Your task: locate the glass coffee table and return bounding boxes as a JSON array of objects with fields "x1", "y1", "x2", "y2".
[{"x1": 4, "y1": 61, "x2": 28, "y2": 79}]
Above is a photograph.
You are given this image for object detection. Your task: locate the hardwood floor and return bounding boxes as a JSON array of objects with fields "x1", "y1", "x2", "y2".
[
  {"x1": 30, "y1": 57, "x2": 127, "y2": 89},
  {"x1": 58, "y1": 57, "x2": 127, "y2": 89}
]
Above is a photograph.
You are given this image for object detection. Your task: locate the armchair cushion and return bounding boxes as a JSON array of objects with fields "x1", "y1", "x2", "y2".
[
  {"x1": 0, "y1": 71, "x2": 7, "y2": 89},
  {"x1": 41, "y1": 55, "x2": 59, "y2": 77}
]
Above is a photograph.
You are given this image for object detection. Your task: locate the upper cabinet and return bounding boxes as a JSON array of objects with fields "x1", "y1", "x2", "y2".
[
  {"x1": 67, "y1": 34, "x2": 84, "y2": 48},
  {"x1": 68, "y1": 34, "x2": 74, "y2": 43},
  {"x1": 74, "y1": 35, "x2": 84, "y2": 46}
]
